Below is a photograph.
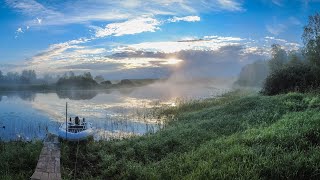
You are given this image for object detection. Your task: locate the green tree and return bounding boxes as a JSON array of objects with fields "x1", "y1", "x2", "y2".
[
  {"x1": 269, "y1": 44, "x2": 288, "y2": 72},
  {"x1": 303, "y1": 12, "x2": 320, "y2": 67},
  {"x1": 262, "y1": 63, "x2": 314, "y2": 95},
  {"x1": 287, "y1": 50, "x2": 303, "y2": 66},
  {"x1": 21, "y1": 70, "x2": 37, "y2": 83},
  {"x1": 68, "y1": 71, "x2": 75, "y2": 78},
  {"x1": 83, "y1": 72, "x2": 93, "y2": 80},
  {"x1": 94, "y1": 75, "x2": 104, "y2": 83},
  {"x1": 62, "y1": 72, "x2": 68, "y2": 79},
  {"x1": 6, "y1": 72, "x2": 20, "y2": 82}
]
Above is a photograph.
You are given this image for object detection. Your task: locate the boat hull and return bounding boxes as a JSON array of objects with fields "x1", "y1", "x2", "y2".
[{"x1": 58, "y1": 123, "x2": 94, "y2": 141}]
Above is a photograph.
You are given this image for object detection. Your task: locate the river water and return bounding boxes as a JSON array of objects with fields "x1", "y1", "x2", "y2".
[{"x1": 0, "y1": 81, "x2": 231, "y2": 141}]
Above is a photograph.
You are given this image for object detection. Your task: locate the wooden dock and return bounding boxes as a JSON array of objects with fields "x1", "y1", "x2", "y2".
[{"x1": 30, "y1": 135, "x2": 61, "y2": 180}]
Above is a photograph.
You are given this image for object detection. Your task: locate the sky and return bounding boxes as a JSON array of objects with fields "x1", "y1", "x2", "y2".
[{"x1": 0, "y1": 0, "x2": 320, "y2": 79}]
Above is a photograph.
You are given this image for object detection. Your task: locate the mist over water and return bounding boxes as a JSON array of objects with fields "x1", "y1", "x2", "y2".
[{"x1": 0, "y1": 79, "x2": 233, "y2": 141}]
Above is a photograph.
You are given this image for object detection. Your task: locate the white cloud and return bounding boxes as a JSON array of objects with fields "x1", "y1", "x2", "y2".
[
  {"x1": 24, "y1": 35, "x2": 249, "y2": 75},
  {"x1": 168, "y1": 16, "x2": 200, "y2": 22},
  {"x1": 74, "y1": 48, "x2": 106, "y2": 55},
  {"x1": 285, "y1": 42, "x2": 300, "y2": 51},
  {"x1": 6, "y1": 0, "x2": 244, "y2": 26},
  {"x1": 289, "y1": 16, "x2": 301, "y2": 25},
  {"x1": 179, "y1": 36, "x2": 200, "y2": 41},
  {"x1": 93, "y1": 17, "x2": 161, "y2": 38},
  {"x1": 264, "y1": 36, "x2": 287, "y2": 43},
  {"x1": 115, "y1": 35, "x2": 246, "y2": 53},
  {"x1": 5, "y1": 0, "x2": 60, "y2": 17},
  {"x1": 111, "y1": 35, "x2": 300, "y2": 62},
  {"x1": 16, "y1": 28, "x2": 23, "y2": 33},
  {"x1": 204, "y1": 36, "x2": 245, "y2": 41},
  {"x1": 271, "y1": 0, "x2": 320, "y2": 9},
  {"x1": 36, "y1": 17, "x2": 42, "y2": 24},
  {"x1": 217, "y1": 0, "x2": 244, "y2": 11},
  {"x1": 15, "y1": 27, "x2": 24, "y2": 38},
  {"x1": 266, "y1": 23, "x2": 286, "y2": 35},
  {"x1": 92, "y1": 15, "x2": 202, "y2": 38},
  {"x1": 30, "y1": 38, "x2": 92, "y2": 63},
  {"x1": 264, "y1": 36, "x2": 301, "y2": 51},
  {"x1": 20, "y1": 33, "x2": 302, "y2": 79},
  {"x1": 271, "y1": 0, "x2": 283, "y2": 6}
]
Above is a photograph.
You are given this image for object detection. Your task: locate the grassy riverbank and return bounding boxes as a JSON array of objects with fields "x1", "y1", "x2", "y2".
[
  {"x1": 60, "y1": 90, "x2": 320, "y2": 179},
  {"x1": 0, "y1": 141, "x2": 42, "y2": 180}
]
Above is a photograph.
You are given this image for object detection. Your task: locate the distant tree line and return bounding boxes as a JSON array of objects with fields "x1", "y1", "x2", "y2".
[
  {"x1": 0, "y1": 70, "x2": 37, "y2": 84},
  {"x1": 56, "y1": 72, "x2": 98, "y2": 88},
  {"x1": 0, "y1": 69, "x2": 152, "y2": 90},
  {"x1": 56, "y1": 71, "x2": 136, "y2": 89},
  {"x1": 236, "y1": 12, "x2": 320, "y2": 95}
]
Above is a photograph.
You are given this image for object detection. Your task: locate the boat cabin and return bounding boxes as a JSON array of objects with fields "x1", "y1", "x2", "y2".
[{"x1": 67, "y1": 116, "x2": 88, "y2": 133}]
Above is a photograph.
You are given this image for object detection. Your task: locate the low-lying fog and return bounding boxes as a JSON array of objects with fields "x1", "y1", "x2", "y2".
[{"x1": 0, "y1": 78, "x2": 234, "y2": 141}]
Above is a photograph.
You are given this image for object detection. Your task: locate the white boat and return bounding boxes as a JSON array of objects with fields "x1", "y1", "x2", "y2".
[{"x1": 58, "y1": 121, "x2": 94, "y2": 141}]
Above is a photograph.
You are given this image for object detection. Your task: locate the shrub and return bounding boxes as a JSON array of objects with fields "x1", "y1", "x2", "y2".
[{"x1": 262, "y1": 63, "x2": 316, "y2": 95}]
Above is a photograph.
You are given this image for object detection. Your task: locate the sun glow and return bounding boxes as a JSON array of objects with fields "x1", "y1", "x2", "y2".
[
  {"x1": 161, "y1": 58, "x2": 183, "y2": 65},
  {"x1": 119, "y1": 57, "x2": 183, "y2": 70}
]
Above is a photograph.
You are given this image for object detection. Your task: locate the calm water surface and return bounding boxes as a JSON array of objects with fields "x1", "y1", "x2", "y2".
[{"x1": 0, "y1": 82, "x2": 230, "y2": 141}]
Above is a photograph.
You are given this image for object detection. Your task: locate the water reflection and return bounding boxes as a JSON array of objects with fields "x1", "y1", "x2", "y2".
[
  {"x1": 0, "y1": 82, "x2": 231, "y2": 141},
  {"x1": 0, "y1": 91, "x2": 36, "y2": 101},
  {"x1": 0, "y1": 96, "x2": 56, "y2": 141},
  {"x1": 56, "y1": 90, "x2": 100, "y2": 100}
]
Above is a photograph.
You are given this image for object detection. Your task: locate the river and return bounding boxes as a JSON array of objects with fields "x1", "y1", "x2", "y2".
[{"x1": 0, "y1": 81, "x2": 231, "y2": 141}]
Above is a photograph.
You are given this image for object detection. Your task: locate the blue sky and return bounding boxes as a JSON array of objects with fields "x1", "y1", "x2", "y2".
[{"x1": 0, "y1": 0, "x2": 320, "y2": 79}]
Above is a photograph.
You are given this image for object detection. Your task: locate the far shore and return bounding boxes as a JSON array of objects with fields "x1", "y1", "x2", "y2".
[{"x1": 0, "y1": 78, "x2": 160, "y2": 92}]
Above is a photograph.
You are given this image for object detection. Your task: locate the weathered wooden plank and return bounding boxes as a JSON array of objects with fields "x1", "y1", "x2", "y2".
[
  {"x1": 56, "y1": 173, "x2": 62, "y2": 180},
  {"x1": 30, "y1": 171, "x2": 42, "y2": 180},
  {"x1": 52, "y1": 151, "x2": 60, "y2": 157},
  {"x1": 48, "y1": 173, "x2": 56, "y2": 179},
  {"x1": 40, "y1": 172, "x2": 49, "y2": 180},
  {"x1": 54, "y1": 162, "x2": 61, "y2": 173},
  {"x1": 47, "y1": 162, "x2": 55, "y2": 173},
  {"x1": 30, "y1": 135, "x2": 61, "y2": 180},
  {"x1": 36, "y1": 161, "x2": 47, "y2": 172}
]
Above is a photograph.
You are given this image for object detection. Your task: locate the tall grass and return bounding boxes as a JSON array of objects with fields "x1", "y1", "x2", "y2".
[
  {"x1": 61, "y1": 91, "x2": 320, "y2": 179},
  {"x1": 0, "y1": 141, "x2": 42, "y2": 180}
]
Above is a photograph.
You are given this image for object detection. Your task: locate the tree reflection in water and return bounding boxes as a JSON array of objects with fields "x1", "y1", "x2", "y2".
[
  {"x1": 56, "y1": 90, "x2": 99, "y2": 100},
  {"x1": 0, "y1": 91, "x2": 36, "y2": 101}
]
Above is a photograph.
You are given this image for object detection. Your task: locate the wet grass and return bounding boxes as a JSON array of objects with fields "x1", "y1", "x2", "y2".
[
  {"x1": 60, "y1": 90, "x2": 320, "y2": 179},
  {"x1": 0, "y1": 141, "x2": 42, "y2": 180}
]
